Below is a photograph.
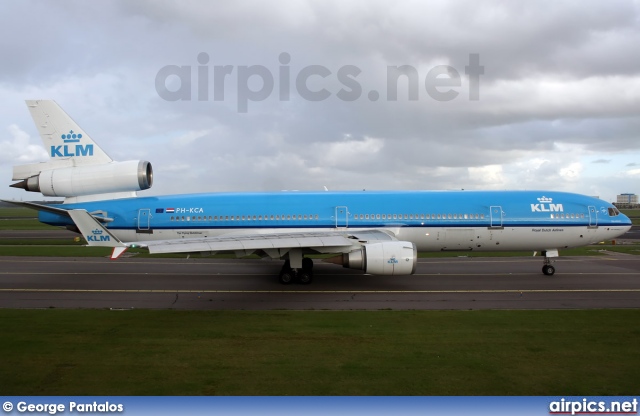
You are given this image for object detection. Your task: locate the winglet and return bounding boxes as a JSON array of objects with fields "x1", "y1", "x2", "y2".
[
  {"x1": 68, "y1": 209, "x2": 128, "y2": 259},
  {"x1": 110, "y1": 246, "x2": 129, "y2": 260}
]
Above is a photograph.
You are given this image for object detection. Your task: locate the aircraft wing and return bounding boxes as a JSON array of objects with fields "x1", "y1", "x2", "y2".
[
  {"x1": 143, "y1": 232, "x2": 355, "y2": 254},
  {"x1": 143, "y1": 229, "x2": 396, "y2": 254},
  {"x1": 67, "y1": 209, "x2": 397, "y2": 259}
]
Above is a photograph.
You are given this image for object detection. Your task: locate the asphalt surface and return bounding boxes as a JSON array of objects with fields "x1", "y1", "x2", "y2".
[{"x1": 0, "y1": 254, "x2": 639, "y2": 310}]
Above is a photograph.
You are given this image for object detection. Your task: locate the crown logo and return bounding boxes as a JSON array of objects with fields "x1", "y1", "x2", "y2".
[
  {"x1": 91, "y1": 229, "x2": 103, "y2": 235},
  {"x1": 537, "y1": 196, "x2": 552, "y2": 203},
  {"x1": 61, "y1": 130, "x2": 82, "y2": 143}
]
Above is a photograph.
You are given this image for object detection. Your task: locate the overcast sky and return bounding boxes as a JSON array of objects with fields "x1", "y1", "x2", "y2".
[{"x1": 2, "y1": 0, "x2": 640, "y2": 202}]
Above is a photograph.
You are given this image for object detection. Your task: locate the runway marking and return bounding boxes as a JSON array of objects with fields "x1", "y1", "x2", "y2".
[
  {"x1": 1, "y1": 288, "x2": 640, "y2": 294},
  {"x1": 1, "y1": 272, "x2": 640, "y2": 277}
]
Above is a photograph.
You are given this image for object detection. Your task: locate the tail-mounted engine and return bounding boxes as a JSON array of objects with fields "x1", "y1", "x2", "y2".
[{"x1": 11, "y1": 160, "x2": 152, "y2": 197}]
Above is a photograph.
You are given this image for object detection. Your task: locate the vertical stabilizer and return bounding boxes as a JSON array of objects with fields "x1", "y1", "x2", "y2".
[{"x1": 26, "y1": 100, "x2": 112, "y2": 165}]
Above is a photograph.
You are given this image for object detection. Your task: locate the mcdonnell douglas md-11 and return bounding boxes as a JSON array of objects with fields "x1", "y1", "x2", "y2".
[{"x1": 4, "y1": 100, "x2": 632, "y2": 284}]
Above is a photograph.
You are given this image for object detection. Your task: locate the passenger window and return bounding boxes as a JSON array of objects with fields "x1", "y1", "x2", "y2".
[{"x1": 376, "y1": 214, "x2": 380, "y2": 219}]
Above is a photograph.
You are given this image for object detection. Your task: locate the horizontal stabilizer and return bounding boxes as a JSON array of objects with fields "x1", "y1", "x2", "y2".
[
  {"x1": 1, "y1": 199, "x2": 71, "y2": 217},
  {"x1": 68, "y1": 209, "x2": 126, "y2": 250}
]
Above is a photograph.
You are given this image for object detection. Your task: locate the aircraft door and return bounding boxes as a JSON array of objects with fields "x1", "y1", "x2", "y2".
[
  {"x1": 137, "y1": 208, "x2": 151, "y2": 231},
  {"x1": 490, "y1": 206, "x2": 503, "y2": 228},
  {"x1": 335, "y1": 206, "x2": 348, "y2": 228},
  {"x1": 588, "y1": 206, "x2": 598, "y2": 227}
]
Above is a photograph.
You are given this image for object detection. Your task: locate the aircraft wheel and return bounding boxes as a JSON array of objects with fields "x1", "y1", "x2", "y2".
[
  {"x1": 302, "y1": 257, "x2": 313, "y2": 271},
  {"x1": 542, "y1": 265, "x2": 555, "y2": 276},
  {"x1": 298, "y1": 271, "x2": 313, "y2": 285},
  {"x1": 282, "y1": 260, "x2": 291, "y2": 270},
  {"x1": 279, "y1": 270, "x2": 295, "y2": 284}
]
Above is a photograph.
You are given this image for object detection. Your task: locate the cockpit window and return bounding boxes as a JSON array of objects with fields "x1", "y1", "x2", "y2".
[{"x1": 608, "y1": 207, "x2": 621, "y2": 216}]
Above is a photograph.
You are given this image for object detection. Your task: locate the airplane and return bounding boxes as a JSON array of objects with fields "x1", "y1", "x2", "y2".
[{"x1": 4, "y1": 100, "x2": 633, "y2": 284}]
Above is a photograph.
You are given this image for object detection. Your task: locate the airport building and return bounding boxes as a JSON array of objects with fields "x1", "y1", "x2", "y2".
[{"x1": 615, "y1": 193, "x2": 639, "y2": 208}]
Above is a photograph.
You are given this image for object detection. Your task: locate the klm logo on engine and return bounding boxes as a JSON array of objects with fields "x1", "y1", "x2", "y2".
[
  {"x1": 387, "y1": 256, "x2": 399, "y2": 264},
  {"x1": 531, "y1": 196, "x2": 564, "y2": 212},
  {"x1": 87, "y1": 229, "x2": 110, "y2": 242},
  {"x1": 50, "y1": 130, "x2": 94, "y2": 157}
]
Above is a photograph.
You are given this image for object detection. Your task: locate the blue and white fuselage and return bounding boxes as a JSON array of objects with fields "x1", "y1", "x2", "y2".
[{"x1": 41, "y1": 189, "x2": 630, "y2": 253}]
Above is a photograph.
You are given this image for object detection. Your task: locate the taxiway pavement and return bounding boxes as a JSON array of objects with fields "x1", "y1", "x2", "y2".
[{"x1": 0, "y1": 254, "x2": 639, "y2": 310}]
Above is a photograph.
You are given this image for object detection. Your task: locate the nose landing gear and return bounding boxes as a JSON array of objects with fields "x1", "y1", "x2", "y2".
[
  {"x1": 542, "y1": 263, "x2": 556, "y2": 276},
  {"x1": 541, "y1": 249, "x2": 557, "y2": 276}
]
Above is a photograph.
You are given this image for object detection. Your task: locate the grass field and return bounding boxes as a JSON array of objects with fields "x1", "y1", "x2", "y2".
[
  {"x1": 0, "y1": 207, "x2": 38, "y2": 218},
  {"x1": 0, "y1": 218, "x2": 60, "y2": 230},
  {"x1": 0, "y1": 309, "x2": 638, "y2": 395}
]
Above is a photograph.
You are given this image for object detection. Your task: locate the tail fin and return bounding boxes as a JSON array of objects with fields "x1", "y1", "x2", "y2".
[{"x1": 26, "y1": 100, "x2": 112, "y2": 165}]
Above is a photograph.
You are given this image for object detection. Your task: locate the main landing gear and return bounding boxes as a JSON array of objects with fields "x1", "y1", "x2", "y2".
[{"x1": 279, "y1": 258, "x2": 314, "y2": 285}]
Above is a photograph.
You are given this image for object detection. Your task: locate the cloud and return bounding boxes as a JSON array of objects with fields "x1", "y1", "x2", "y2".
[
  {"x1": 0, "y1": 124, "x2": 48, "y2": 165},
  {"x1": 1, "y1": 0, "x2": 640, "y2": 203}
]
